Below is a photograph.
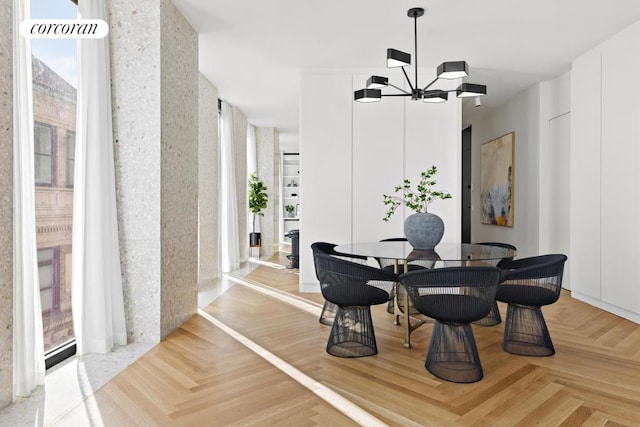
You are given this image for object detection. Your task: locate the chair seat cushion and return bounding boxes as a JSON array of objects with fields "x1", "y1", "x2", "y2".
[
  {"x1": 495, "y1": 284, "x2": 558, "y2": 306},
  {"x1": 412, "y1": 294, "x2": 491, "y2": 323},
  {"x1": 322, "y1": 284, "x2": 392, "y2": 307}
]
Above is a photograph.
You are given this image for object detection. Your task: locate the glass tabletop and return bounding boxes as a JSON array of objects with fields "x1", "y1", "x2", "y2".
[{"x1": 334, "y1": 241, "x2": 516, "y2": 262}]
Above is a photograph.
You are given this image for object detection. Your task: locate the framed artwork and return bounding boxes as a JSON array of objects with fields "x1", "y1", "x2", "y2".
[{"x1": 480, "y1": 132, "x2": 514, "y2": 227}]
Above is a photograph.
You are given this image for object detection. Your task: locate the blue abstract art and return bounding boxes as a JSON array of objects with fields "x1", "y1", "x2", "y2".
[{"x1": 480, "y1": 132, "x2": 514, "y2": 227}]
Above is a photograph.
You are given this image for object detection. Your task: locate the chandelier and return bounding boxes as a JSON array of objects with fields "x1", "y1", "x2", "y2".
[{"x1": 354, "y1": 7, "x2": 487, "y2": 103}]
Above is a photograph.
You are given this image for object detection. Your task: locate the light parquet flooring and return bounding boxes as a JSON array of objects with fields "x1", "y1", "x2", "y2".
[{"x1": 63, "y1": 253, "x2": 640, "y2": 426}]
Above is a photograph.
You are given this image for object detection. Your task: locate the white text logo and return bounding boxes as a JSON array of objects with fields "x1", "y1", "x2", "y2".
[{"x1": 20, "y1": 19, "x2": 109, "y2": 39}]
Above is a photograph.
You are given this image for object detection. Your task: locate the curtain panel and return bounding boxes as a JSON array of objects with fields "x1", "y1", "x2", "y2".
[
  {"x1": 71, "y1": 0, "x2": 127, "y2": 355},
  {"x1": 220, "y1": 101, "x2": 240, "y2": 272},
  {"x1": 13, "y1": 0, "x2": 45, "y2": 398}
]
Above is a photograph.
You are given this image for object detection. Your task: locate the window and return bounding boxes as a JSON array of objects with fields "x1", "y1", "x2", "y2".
[
  {"x1": 34, "y1": 121, "x2": 54, "y2": 185},
  {"x1": 32, "y1": 0, "x2": 78, "y2": 368},
  {"x1": 65, "y1": 130, "x2": 75, "y2": 187}
]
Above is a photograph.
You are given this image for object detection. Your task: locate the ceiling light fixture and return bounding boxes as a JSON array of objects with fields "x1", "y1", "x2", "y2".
[{"x1": 354, "y1": 7, "x2": 487, "y2": 103}]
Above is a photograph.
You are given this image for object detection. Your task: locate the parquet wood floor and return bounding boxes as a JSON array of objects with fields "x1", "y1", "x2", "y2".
[{"x1": 61, "y1": 253, "x2": 640, "y2": 426}]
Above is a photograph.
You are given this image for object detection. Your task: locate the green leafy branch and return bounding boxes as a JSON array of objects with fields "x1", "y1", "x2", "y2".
[{"x1": 382, "y1": 165, "x2": 452, "y2": 222}]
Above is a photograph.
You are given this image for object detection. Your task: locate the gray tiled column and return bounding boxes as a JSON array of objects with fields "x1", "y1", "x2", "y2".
[
  {"x1": 233, "y1": 108, "x2": 248, "y2": 261},
  {"x1": 256, "y1": 127, "x2": 279, "y2": 258},
  {"x1": 0, "y1": 0, "x2": 13, "y2": 409},
  {"x1": 198, "y1": 74, "x2": 219, "y2": 287},
  {"x1": 109, "y1": 0, "x2": 198, "y2": 342}
]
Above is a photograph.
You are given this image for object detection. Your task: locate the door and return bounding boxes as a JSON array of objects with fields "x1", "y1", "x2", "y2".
[{"x1": 461, "y1": 126, "x2": 472, "y2": 243}]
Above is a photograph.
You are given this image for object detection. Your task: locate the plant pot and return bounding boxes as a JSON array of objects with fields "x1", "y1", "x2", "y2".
[
  {"x1": 249, "y1": 232, "x2": 261, "y2": 247},
  {"x1": 404, "y1": 212, "x2": 444, "y2": 250}
]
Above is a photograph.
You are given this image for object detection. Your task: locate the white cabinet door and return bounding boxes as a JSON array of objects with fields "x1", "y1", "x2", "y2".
[
  {"x1": 601, "y1": 21, "x2": 640, "y2": 313},
  {"x1": 352, "y1": 73, "x2": 405, "y2": 242},
  {"x1": 570, "y1": 47, "x2": 602, "y2": 300}
]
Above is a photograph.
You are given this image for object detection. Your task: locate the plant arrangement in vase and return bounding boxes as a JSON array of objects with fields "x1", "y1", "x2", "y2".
[
  {"x1": 285, "y1": 204, "x2": 295, "y2": 218},
  {"x1": 382, "y1": 165, "x2": 452, "y2": 250},
  {"x1": 248, "y1": 172, "x2": 268, "y2": 246}
]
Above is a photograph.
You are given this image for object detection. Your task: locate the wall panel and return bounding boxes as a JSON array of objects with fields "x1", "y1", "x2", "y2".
[
  {"x1": 570, "y1": 47, "x2": 602, "y2": 300},
  {"x1": 601, "y1": 22, "x2": 640, "y2": 313}
]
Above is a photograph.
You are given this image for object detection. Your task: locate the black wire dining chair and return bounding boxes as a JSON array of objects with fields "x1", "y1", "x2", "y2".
[
  {"x1": 311, "y1": 242, "x2": 369, "y2": 326},
  {"x1": 315, "y1": 252, "x2": 395, "y2": 357},
  {"x1": 400, "y1": 266, "x2": 501, "y2": 383},
  {"x1": 496, "y1": 254, "x2": 567, "y2": 356}
]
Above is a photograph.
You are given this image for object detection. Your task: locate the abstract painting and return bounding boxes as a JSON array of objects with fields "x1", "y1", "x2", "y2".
[{"x1": 480, "y1": 132, "x2": 514, "y2": 227}]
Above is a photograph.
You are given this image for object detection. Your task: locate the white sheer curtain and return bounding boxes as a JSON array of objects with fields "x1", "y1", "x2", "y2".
[
  {"x1": 13, "y1": 0, "x2": 45, "y2": 398},
  {"x1": 220, "y1": 101, "x2": 240, "y2": 272},
  {"x1": 71, "y1": 0, "x2": 127, "y2": 355}
]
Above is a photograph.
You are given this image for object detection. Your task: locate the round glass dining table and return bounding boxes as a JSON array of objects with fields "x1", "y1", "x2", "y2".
[
  {"x1": 334, "y1": 241, "x2": 516, "y2": 348},
  {"x1": 334, "y1": 241, "x2": 516, "y2": 264}
]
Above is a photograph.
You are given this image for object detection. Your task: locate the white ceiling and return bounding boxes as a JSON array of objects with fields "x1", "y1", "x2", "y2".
[{"x1": 172, "y1": 0, "x2": 640, "y2": 152}]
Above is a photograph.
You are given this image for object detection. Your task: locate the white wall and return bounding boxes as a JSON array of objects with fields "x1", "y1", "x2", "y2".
[
  {"x1": 539, "y1": 72, "x2": 571, "y2": 289},
  {"x1": 571, "y1": 20, "x2": 640, "y2": 323},
  {"x1": 470, "y1": 86, "x2": 541, "y2": 258},
  {"x1": 300, "y1": 69, "x2": 461, "y2": 291},
  {"x1": 468, "y1": 19, "x2": 640, "y2": 324}
]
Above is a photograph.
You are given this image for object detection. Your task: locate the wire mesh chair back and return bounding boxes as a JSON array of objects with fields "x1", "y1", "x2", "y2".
[
  {"x1": 311, "y1": 242, "x2": 369, "y2": 269},
  {"x1": 315, "y1": 252, "x2": 395, "y2": 306},
  {"x1": 400, "y1": 267, "x2": 501, "y2": 323},
  {"x1": 468, "y1": 242, "x2": 518, "y2": 326},
  {"x1": 476, "y1": 242, "x2": 517, "y2": 264},
  {"x1": 311, "y1": 242, "x2": 369, "y2": 325},
  {"x1": 375, "y1": 237, "x2": 434, "y2": 316},
  {"x1": 374, "y1": 237, "x2": 436, "y2": 271},
  {"x1": 497, "y1": 254, "x2": 567, "y2": 305}
]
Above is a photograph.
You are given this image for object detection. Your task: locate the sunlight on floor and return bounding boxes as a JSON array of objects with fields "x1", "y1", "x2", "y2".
[{"x1": 0, "y1": 259, "x2": 264, "y2": 426}]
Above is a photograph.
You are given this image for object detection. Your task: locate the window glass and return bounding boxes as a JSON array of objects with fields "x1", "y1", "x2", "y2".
[
  {"x1": 37, "y1": 248, "x2": 53, "y2": 312},
  {"x1": 31, "y1": 0, "x2": 77, "y2": 360},
  {"x1": 65, "y1": 130, "x2": 75, "y2": 187},
  {"x1": 34, "y1": 122, "x2": 53, "y2": 184}
]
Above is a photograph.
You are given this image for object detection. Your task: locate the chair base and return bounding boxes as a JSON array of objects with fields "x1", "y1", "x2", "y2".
[
  {"x1": 503, "y1": 304, "x2": 555, "y2": 356},
  {"x1": 425, "y1": 321, "x2": 483, "y2": 383},
  {"x1": 473, "y1": 301, "x2": 502, "y2": 326},
  {"x1": 319, "y1": 300, "x2": 338, "y2": 326},
  {"x1": 327, "y1": 306, "x2": 377, "y2": 358}
]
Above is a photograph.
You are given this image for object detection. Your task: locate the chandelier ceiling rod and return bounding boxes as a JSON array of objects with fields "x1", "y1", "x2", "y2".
[
  {"x1": 354, "y1": 7, "x2": 487, "y2": 104},
  {"x1": 412, "y1": 7, "x2": 419, "y2": 91}
]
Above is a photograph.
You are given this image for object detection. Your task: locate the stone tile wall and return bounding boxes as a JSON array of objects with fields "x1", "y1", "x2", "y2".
[
  {"x1": 233, "y1": 108, "x2": 248, "y2": 261},
  {"x1": 109, "y1": 0, "x2": 163, "y2": 343},
  {"x1": 0, "y1": 0, "x2": 13, "y2": 409},
  {"x1": 159, "y1": 0, "x2": 198, "y2": 339},
  {"x1": 198, "y1": 74, "x2": 219, "y2": 287},
  {"x1": 109, "y1": 0, "x2": 198, "y2": 342},
  {"x1": 256, "y1": 127, "x2": 278, "y2": 257}
]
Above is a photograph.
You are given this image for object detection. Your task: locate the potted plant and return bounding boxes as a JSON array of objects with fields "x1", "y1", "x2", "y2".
[
  {"x1": 248, "y1": 173, "x2": 268, "y2": 246},
  {"x1": 285, "y1": 204, "x2": 295, "y2": 218},
  {"x1": 382, "y1": 165, "x2": 452, "y2": 250}
]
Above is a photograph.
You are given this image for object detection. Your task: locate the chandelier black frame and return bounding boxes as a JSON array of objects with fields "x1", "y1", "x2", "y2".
[{"x1": 354, "y1": 7, "x2": 487, "y2": 104}]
